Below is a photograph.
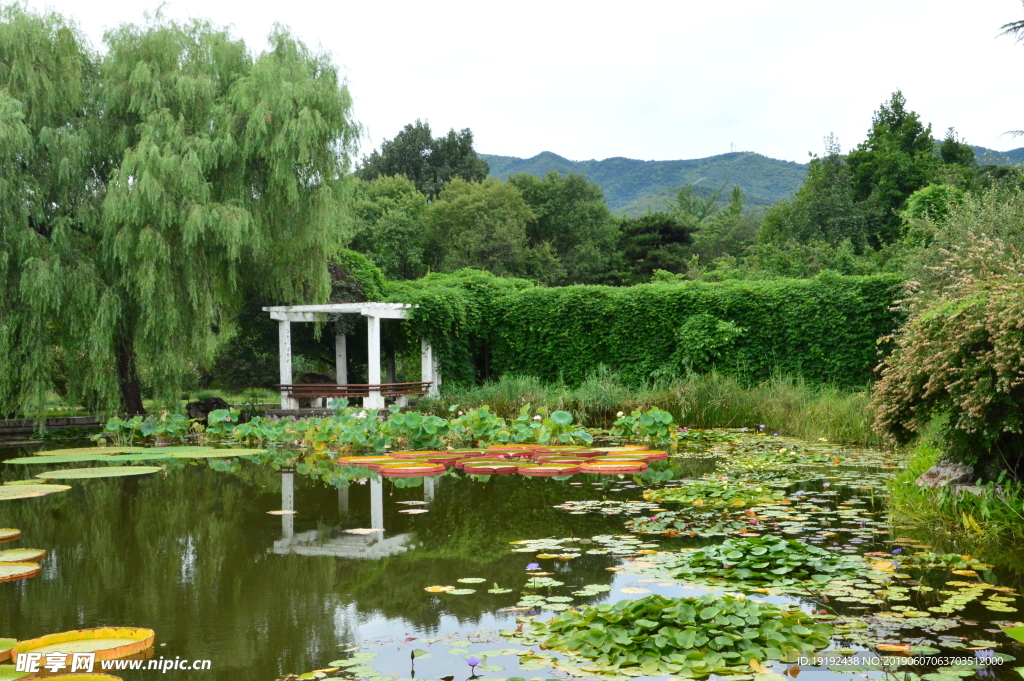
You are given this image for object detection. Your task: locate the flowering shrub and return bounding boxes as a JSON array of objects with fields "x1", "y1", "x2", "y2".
[{"x1": 873, "y1": 235, "x2": 1024, "y2": 474}]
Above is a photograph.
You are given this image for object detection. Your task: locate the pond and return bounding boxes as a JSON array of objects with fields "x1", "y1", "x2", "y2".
[{"x1": 1, "y1": 432, "x2": 1022, "y2": 681}]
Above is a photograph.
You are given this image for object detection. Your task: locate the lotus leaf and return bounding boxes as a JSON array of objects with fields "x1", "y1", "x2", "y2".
[
  {"x1": 0, "y1": 484, "x2": 71, "y2": 500},
  {"x1": 0, "y1": 548, "x2": 45, "y2": 563},
  {"x1": 36, "y1": 466, "x2": 162, "y2": 480},
  {"x1": 507, "y1": 593, "x2": 833, "y2": 678}
]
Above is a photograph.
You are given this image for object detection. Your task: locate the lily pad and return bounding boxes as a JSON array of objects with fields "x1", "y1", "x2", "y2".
[
  {"x1": 11, "y1": 627, "x2": 154, "y2": 662},
  {"x1": 0, "y1": 639, "x2": 15, "y2": 663},
  {"x1": 33, "y1": 446, "x2": 143, "y2": 456},
  {"x1": 0, "y1": 562, "x2": 41, "y2": 582},
  {"x1": 0, "y1": 484, "x2": 71, "y2": 500},
  {"x1": 5, "y1": 454, "x2": 109, "y2": 465},
  {"x1": 457, "y1": 578, "x2": 486, "y2": 583},
  {"x1": 0, "y1": 548, "x2": 45, "y2": 563},
  {"x1": 36, "y1": 466, "x2": 162, "y2": 480},
  {"x1": 0, "y1": 529, "x2": 20, "y2": 543},
  {"x1": 447, "y1": 589, "x2": 476, "y2": 595}
]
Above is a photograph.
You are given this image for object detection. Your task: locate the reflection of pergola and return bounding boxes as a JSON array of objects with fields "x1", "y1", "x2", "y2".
[{"x1": 263, "y1": 303, "x2": 440, "y2": 410}]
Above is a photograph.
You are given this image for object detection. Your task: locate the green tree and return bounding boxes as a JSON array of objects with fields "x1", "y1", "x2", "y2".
[
  {"x1": 426, "y1": 178, "x2": 558, "y2": 280},
  {"x1": 357, "y1": 120, "x2": 489, "y2": 197},
  {"x1": 689, "y1": 185, "x2": 759, "y2": 261},
  {"x1": 760, "y1": 137, "x2": 868, "y2": 250},
  {"x1": 846, "y1": 91, "x2": 937, "y2": 245},
  {"x1": 0, "y1": 7, "x2": 357, "y2": 415},
  {"x1": 349, "y1": 175, "x2": 429, "y2": 280},
  {"x1": 506, "y1": 171, "x2": 618, "y2": 284}
]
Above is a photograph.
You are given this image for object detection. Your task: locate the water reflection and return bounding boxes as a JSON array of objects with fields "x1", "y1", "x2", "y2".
[{"x1": 272, "y1": 473, "x2": 419, "y2": 559}]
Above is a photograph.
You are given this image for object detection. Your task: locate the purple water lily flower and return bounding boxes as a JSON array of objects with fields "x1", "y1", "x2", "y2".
[
  {"x1": 822, "y1": 482, "x2": 831, "y2": 488},
  {"x1": 466, "y1": 656, "x2": 482, "y2": 668},
  {"x1": 526, "y1": 563, "x2": 540, "y2": 570},
  {"x1": 892, "y1": 548, "x2": 902, "y2": 554}
]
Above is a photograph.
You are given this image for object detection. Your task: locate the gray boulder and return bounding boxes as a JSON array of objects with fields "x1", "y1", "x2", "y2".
[
  {"x1": 916, "y1": 462, "x2": 975, "y2": 489},
  {"x1": 186, "y1": 397, "x2": 230, "y2": 422}
]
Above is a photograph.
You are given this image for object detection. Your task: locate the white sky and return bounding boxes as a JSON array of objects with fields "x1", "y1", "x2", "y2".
[{"x1": 28, "y1": 0, "x2": 1024, "y2": 163}]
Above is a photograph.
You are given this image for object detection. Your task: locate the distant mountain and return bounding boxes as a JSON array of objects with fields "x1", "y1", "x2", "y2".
[
  {"x1": 481, "y1": 151, "x2": 808, "y2": 216},
  {"x1": 483, "y1": 147, "x2": 1024, "y2": 217}
]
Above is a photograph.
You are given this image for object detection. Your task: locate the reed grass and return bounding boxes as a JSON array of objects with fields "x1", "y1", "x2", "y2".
[{"x1": 419, "y1": 368, "x2": 879, "y2": 446}]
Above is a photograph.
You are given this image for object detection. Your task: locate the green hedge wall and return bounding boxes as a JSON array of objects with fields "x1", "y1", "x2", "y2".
[{"x1": 386, "y1": 270, "x2": 903, "y2": 389}]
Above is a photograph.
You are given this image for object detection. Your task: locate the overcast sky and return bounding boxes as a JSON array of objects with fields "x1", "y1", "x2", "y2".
[{"x1": 26, "y1": 0, "x2": 1024, "y2": 164}]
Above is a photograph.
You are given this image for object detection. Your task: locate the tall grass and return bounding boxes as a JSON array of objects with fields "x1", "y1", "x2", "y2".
[{"x1": 419, "y1": 368, "x2": 879, "y2": 445}]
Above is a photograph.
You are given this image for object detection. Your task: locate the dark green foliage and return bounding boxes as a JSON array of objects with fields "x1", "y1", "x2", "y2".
[
  {"x1": 847, "y1": 91, "x2": 937, "y2": 245},
  {"x1": 386, "y1": 270, "x2": 902, "y2": 389},
  {"x1": 483, "y1": 151, "x2": 809, "y2": 215},
  {"x1": 616, "y1": 212, "x2": 694, "y2": 283},
  {"x1": 349, "y1": 175, "x2": 430, "y2": 280},
  {"x1": 939, "y1": 128, "x2": 976, "y2": 167},
  {"x1": 506, "y1": 171, "x2": 618, "y2": 284},
  {"x1": 358, "y1": 120, "x2": 489, "y2": 197}
]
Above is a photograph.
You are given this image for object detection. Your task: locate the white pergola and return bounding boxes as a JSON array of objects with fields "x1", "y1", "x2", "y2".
[{"x1": 263, "y1": 302, "x2": 440, "y2": 410}]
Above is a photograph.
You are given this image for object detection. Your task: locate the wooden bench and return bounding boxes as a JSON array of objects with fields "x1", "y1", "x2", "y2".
[{"x1": 274, "y1": 382, "x2": 432, "y2": 404}]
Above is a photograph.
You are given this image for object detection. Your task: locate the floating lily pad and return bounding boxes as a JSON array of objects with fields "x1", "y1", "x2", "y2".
[
  {"x1": 5, "y1": 454, "x2": 109, "y2": 465},
  {"x1": 0, "y1": 484, "x2": 71, "y2": 500},
  {"x1": 0, "y1": 548, "x2": 45, "y2": 563},
  {"x1": 0, "y1": 529, "x2": 20, "y2": 543},
  {"x1": 11, "y1": 627, "x2": 154, "y2": 662},
  {"x1": 457, "y1": 578, "x2": 486, "y2": 583},
  {"x1": 33, "y1": 446, "x2": 143, "y2": 456},
  {"x1": 36, "y1": 466, "x2": 162, "y2": 480},
  {"x1": 0, "y1": 562, "x2": 41, "y2": 582},
  {"x1": 0, "y1": 639, "x2": 16, "y2": 663},
  {"x1": 447, "y1": 588, "x2": 476, "y2": 595}
]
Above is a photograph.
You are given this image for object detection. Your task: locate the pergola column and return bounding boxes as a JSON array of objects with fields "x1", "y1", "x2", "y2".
[
  {"x1": 278, "y1": 320, "x2": 295, "y2": 409},
  {"x1": 335, "y1": 329, "x2": 348, "y2": 384},
  {"x1": 365, "y1": 315, "x2": 385, "y2": 409},
  {"x1": 421, "y1": 338, "x2": 440, "y2": 397}
]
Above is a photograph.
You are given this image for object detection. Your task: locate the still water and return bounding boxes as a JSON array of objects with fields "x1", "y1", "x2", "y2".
[{"x1": 2, "y1": 440, "x2": 1023, "y2": 681}]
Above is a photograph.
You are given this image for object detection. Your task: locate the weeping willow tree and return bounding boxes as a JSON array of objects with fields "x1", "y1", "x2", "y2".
[{"x1": 0, "y1": 7, "x2": 357, "y2": 415}]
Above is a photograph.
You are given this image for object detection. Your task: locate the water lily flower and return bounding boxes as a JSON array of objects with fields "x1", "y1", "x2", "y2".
[
  {"x1": 773, "y1": 433, "x2": 779, "y2": 437},
  {"x1": 466, "y1": 656, "x2": 481, "y2": 671},
  {"x1": 533, "y1": 415, "x2": 542, "y2": 421},
  {"x1": 823, "y1": 482, "x2": 831, "y2": 488},
  {"x1": 759, "y1": 425, "x2": 765, "y2": 430},
  {"x1": 616, "y1": 411, "x2": 624, "y2": 417},
  {"x1": 526, "y1": 563, "x2": 540, "y2": 570},
  {"x1": 892, "y1": 548, "x2": 902, "y2": 554},
  {"x1": 458, "y1": 411, "x2": 464, "y2": 415},
  {"x1": 749, "y1": 518, "x2": 758, "y2": 525},
  {"x1": 740, "y1": 427, "x2": 748, "y2": 432}
]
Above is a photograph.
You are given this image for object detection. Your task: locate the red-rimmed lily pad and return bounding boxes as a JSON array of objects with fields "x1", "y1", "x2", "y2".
[
  {"x1": 11, "y1": 627, "x2": 154, "y2": 664},
  {"x1": 580, "y1": 460, "x2": 648, "y2": 474},
  {"x1": 620, "y1": 450, "x2": 669, "y2": 461},
  {"x1": 422, "y1": 454, "x2": 465, "y2": 466},
  {"x1": 36, "y1": 467, "x2": 161, "y2": 480},
  {"x1": 0, "y1": 562, "x2": 41, "y2": 582},
  {"x1": 0, "y1": 638, "x2": 15, "y2": 662},
  {"x1": 338, "y1": 456, "x2": 396, "y2": 471},
  {"x1": 0, "y1": 484, "x2": 72, "y2": 500},
  {"x1": 462, "y1": 462, "x2": 519, "y2": 475},
  {"x1": 487, "y1": 444, "x2": 544, "y2": 451},
  {"x1": 0, "y1": 529, "x2": 20, "y2": 543},
  {"x1": 455, "y1": 458, "x2": 494, "y2": 470},
  {"x1": 0, "y1": 548, "x2": 45, "y2": 563},
  {"x1": 518, "y1": 463, "x2": 581, "y2": 477},
  {"x1": 379, "y1": 463, "x2": 445, "y2": 478},
  {"x1": 390, "y1": 450, "x2": 443, "y2": 460}
]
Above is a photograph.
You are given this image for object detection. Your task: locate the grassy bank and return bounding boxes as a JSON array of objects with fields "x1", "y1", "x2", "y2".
[
  {"x1": 887, "y1": 441, "x2": 1024, "y2": 566},
  {"x1": 419, "y1": 370, "x2": 879, "y2": 445}
]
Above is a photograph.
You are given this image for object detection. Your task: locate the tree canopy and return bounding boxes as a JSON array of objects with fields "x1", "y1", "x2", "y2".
[
  {"x1": 357, "y1": 120, "x2": 489, "y2": 197},
  {"x1": 0, "y1": 7, "x2": 357, "y2": 414}
]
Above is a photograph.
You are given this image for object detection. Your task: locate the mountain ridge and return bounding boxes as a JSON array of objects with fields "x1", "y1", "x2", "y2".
[{"x1": 483, "y1": 146, "x2": 1024, "y2": 217}]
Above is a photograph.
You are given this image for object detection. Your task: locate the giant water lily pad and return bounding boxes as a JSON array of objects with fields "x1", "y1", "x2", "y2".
[
  {"x1": 0, "y1": 548, "x2": 45, "y2": 563},
  {"x1": 36, "y1": 467, "x2": 161, "y2": 480},
  {"x1": 171, "y1": 449, "x2": 264, "y2": 458},
  {"x1": 0, "y1": 529, "x2": 20, "y2": 543},
  {"x1": 0, "y1": 639, "x2": 16, "y2": 662},
  {"x1": 33, "y1": 446, "x2": 142, "y2": 456},
  {"x1": 6, "y1": 454, "x2": 109, "y2": 465},
  {"x1": 0, "y1": 484, "x2": 71, "y2": 500},
  {"x1": 11, "y1": 627, "x2": 155, "y2": 662},
  {"x1": 0, "y1": 562, "x2": 41, "y2": 582}
]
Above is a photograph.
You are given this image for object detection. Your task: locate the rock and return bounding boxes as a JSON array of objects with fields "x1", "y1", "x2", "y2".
[
  {"x1": 916, "y1": 463, "x2": 975, "y2": 489},
  {"x1": 186, "y1": 397, "x2": 231, "y2": 422}
]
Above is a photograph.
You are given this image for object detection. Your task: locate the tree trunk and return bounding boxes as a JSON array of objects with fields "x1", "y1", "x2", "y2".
[{"x1": 116, "y1": 335, "x2": 146, "y2": 415}]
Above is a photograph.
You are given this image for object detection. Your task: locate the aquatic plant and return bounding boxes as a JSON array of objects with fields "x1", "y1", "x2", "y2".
[
  {"x1": 610, "y1": 407, "x2": 678, "y2": 447},
  {"x1": 505, "y1": 593, "x2": 834, "y2": 677},
  {"x1": 653, "y1": 535, "x2": 870, "y2": 589},
  {"x1": 643, "y1": 479, "x2": 787, "y2": 506}
]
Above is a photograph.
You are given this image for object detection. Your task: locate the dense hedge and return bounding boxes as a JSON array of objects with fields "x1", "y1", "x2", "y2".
[{"x1": 386, "y1": 270, "x2": 903, "y2": 389}]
